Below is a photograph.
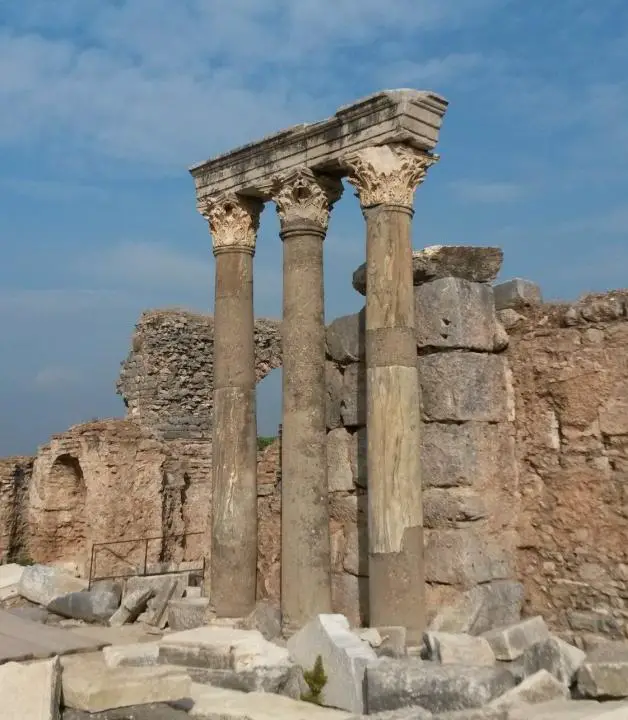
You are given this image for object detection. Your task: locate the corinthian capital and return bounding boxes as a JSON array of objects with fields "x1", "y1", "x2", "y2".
[
  {"x1": 342, "y1": 144, "x2": 438, "y2": 209},
  {"x1": 272, "y1": 168, "x2": 343, "y2": 231},
  {"x1": 197, "y1": 193, "x2": 264, "y2": 254}
]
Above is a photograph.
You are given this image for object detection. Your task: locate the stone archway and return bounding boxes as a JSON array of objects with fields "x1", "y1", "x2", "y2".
[{"x1": 38, "y1": 453, "x2": 87, "y2": 572}]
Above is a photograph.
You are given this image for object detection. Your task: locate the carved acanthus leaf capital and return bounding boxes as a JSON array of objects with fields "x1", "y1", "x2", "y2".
[
  {"x1": 197, "y1": 193, "x2": 264, "y2": 254},
  {"x1": 342, "y1": 144, "x2": 438, "y2": 209},
  {"x1": 272, "y1": 168, "x2": 343, "y2": 231}
]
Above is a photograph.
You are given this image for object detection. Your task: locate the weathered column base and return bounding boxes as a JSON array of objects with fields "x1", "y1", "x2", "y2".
[{"x1": 369, "y1": 525, "x2": 425, "y2": 646}]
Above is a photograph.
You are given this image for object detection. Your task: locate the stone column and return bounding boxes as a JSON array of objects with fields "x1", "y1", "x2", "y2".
[
  {"x1": 271, "y1": 168, "x2": 343, "y2": 632},
  {"x1": 198, "y1": 192, "x2": 264, "y2": 617},
  {"x1": 343, "y1": 144, "x2": 437, "y2": 643}
]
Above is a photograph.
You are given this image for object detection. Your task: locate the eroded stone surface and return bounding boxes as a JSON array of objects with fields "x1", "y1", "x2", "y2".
[
  {"x1": 287, "y1": 614, "x2": 377, "y2": 714},
  {"x1": 19, "y1": 565, "x2": 88, "y2": 607},
  {"x1": 490, "y1": 669, "x2": 568, "y2": 710},
  {"x1": 0, "y1": 657, "x2": 61, "y2": 720},
  {"x1": 577, "y1": 641, "x2": 628, "y2": 698},
  {"x1": 482, "y1": 617, "x2": 550, "y2": 661},
  {"x1": 522, "y1": 637, "x2": 586, "y2": 687},
  {"x1": 366, "y1": 658, "x2": 514, "y2": 714},
  {"x1": 424, "y1": 632, "x2": 495, "y2": 666}
]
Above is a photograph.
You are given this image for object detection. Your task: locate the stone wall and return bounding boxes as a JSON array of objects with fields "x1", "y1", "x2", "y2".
[
  {"x1": 323, "y1": 247, "x2": 522, "y2": 630},
  {"x1": 117, "y1": 309, "x2": 281, "y2": 440},
  {"x1": 0, "y1": 456, "x2": 33, "y2": 563},
  {"x1": 505, "y1": 289, "x2": 628, "y2": 643}
]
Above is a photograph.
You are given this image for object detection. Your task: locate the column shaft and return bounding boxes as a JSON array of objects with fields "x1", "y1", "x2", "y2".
[
  {"x1": 211, "y1": 248, "x2": 258, "y2": 616},
  {"x1": 363, "y1": 204, "x2": 424, "y2": 642},
  {"x1": 280, "y1": 222, "x2": 331, "y2": 631}
]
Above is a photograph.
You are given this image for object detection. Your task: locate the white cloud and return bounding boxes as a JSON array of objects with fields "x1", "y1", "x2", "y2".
[
  {"x1": 450, "y1": 180, "x2": 526, "y2": 204},
  {"x1": 0, "y1": 0, "x2": 506, "y2": 172}
]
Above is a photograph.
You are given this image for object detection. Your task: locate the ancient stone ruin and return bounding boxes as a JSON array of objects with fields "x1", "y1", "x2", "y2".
[{"x1": 2, "y1": 89, "x2": 628, "y2": 718}]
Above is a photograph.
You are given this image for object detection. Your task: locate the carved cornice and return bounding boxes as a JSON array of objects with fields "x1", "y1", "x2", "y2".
[
  {"x1": 272, "y1": 168, "x2": 343, "y2": 231},
  {"x1": 342, "y1": 144, "x2": 438, "y2": 209},
  {"x1": 197, "y1": 193, "x2": 264, "y2": 254}
]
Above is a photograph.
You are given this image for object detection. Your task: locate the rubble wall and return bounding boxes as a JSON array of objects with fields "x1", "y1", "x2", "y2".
[
  {"x1": 0, "y1": 456, "x2": 33, "y2": 563},
  {"x1": 117, "y1": 309, "x2": 282, "y2": 441},
  {"x1": 505, "y1": 290, "x2": 628, "y2": 641}
]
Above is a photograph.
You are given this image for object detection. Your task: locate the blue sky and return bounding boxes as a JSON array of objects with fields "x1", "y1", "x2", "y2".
[{"x1": 1, "y1": 0, "x2": 627, "y2": 457}]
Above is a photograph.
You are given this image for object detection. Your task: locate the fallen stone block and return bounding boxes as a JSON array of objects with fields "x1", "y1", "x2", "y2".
[
  {"x1": 167, "y1": 597, "x2": 211, "y2": 631},
  {"x1": 424, "y1": 632, "x2": 495, "y2": 667},
  {"x1": 357, "y1": 628, "x2": 383, "y2": 648},
  {"x1": 102, "y1": 641, "x2": 159, "y2": 668},
  {"x1": 61, "y1": 655, "x2": 191, "y2": 713},
  {"x1": 0, "y1": 562, "x2": 25, "y2": 601},
  {"x1": 159, "y1": 625, "x2": 294, "y2": 694},
  {"x1": 489, "y1": 669, "x2": 568, "y2": 711},
  {"x1": 62, "y1": 703, "x2": 190, "y2": 719},
  {"x1": 185, "y1": 585, "x2": 202, "y2": 598},
  {"x1": 287, "y1": 613, "x2": 377, "y2": 714},
  {"x1": 108, "y1": 588, "x2": 152, "y2": 627},
  {"x1": 376, "y1": 626, "x2": 407, "y2": 658},
  {"x1": 493, "y1": 278, "x2": 542, "y2": 310},
  {"x1": 176, "y1": 682, "x2": 354, "y2": 719},
  {"x1": 145, "y1": 578, "x2": 180, "y2": 628},
  {"x1": 7, "y1": 606, "x2": 50, "y2": 623},
  {"x1": 577, "y1": 641, "x2": 628, "y2": 698},
  {"x1": 508, "y1": 698, "x2": 628, "y2": 720},
  {"x1": 240, "y1": 599, "x2": 282, "y2": 641},
  {"x1": 0, "y1": 656, "x2": 61, "y2": 720},
  {"x1": 19, "y1": 564, "x2": 88, "y2": 607},
  {"x1": 522, "y1": 636, "x2": 586, "y2": 687},
  {"x1": 366, "y1": 658, "x2": 514, "y2": 714},
  {"x1": 482, "y1": 616, "x2": 549, "y2": 661},
  {"x1": 48, "y1": 585, "x2": 120, "y2": 624}
]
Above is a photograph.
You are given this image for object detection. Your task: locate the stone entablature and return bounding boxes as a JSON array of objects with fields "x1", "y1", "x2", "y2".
[{"x1": 190, "y1": 90, "x2": 447, "y2": 201}]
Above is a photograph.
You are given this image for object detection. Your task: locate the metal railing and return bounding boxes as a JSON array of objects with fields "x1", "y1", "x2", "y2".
[{"x1": 87, "y1": 531, "x2": 205, "y2": 589}]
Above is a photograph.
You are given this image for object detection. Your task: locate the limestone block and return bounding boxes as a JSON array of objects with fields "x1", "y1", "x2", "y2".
[
  {"x1": 424, "y1": 529, "x2": 493, "y2": 586},
  {"x1": 423, "y1": 489, "x2": 487, "y2": 528},
  {"x1": 366, "y1": 658, "x2": 514, "y2": 714},
  {"x1": 482, "y1": 617, "x2": 550, "y2": 661},
  {"x1": 179, "y1": 682, "x2": 354, "y2": 719},
  {"x1": 522, "y1": 637, "x2": 586, "y2": 687},
  {"x1": 124, "y1": 573, "x2": 189, "y2": 603},
  {"x1": 108, "y1": 588, "x2": 152, "y2": 627},
  {"x1": 577, "y1": 641, "x2": 628, "y2": 698},
  {"x1": 240, "y1": 600, "x2": 282, "y2": 642},
  {"x1": 424, "y1": 632, "x2": 495, "y2": 666},
  {"x1": 421, "y1": 422, "x2": 510, "y2": 490},
  {"x1": 508, "y1": 699, "x2": 628, "y2": 720},
  {"x1": 62, "y1": 704, "x2": 191, "y2": 719},
  {"x1": 159, "y1": 626, "x2": 290, "y2": 673},
  {"x1": 419, "y1": 353, "x2": 509, "y2": 422},
  {"x1": 489, "y1": 670, "x2": 568, "y2": 711},
  {"x1": 357, "y1": 628, "x2": 383, "y2": 648},
  {"x1": 331, "y1": 573, "x2": 367, "y2": 629},
  {"x1": 431, "y1": 710, "x2": 508, "y2": 720},
  {"x1": 103, "y1": 642, "x2": 159, "y2": 668},
  {"x1": 184, "y1": 663, "x2": 299, "y2": 697},
  {"x1": 352, "y1": 246, "x2": 503, "y2": 295},
  {"x1": 0, "y1": 657, "x2": 61, "y2": 720},
  {"x1": 19, "y1": 564, "x2": 88, "y2": 607},
  {"x1": 167, "y1": 598, "x2": 211, "y2": 631},
  {"x1": 496, "y1": 308, "x2": 525, "y2": 331},
  {"x1": 375, "y1": 627, "x2": 407, "y2": 658},
  {"x1": 493, "y1": 278, "x2": 542, "y2": 310},
  {"x1": 327, "y1": 428, "x2": 355, "y2": 492},
  {"x1": 415, "y1": 278, "x2": 498, "y2": 351},
  {"x1": 0, "y1": 563, "x2": 25, "y2": 601},
  {"x1": 145, "y1": 578, "x2": 181, "y2": 628},
  {"x1": 326, "y1": 361, "x2": 344, "y2": 430},
  {"x1": 61, "y1": 655, "x2": 191, "y2": 713},
  {"x1": 287, "y1": 614, "x2": 377, "y2": 714},
  {"x1": 343, "y1": 523, "x2": 368, "y2": 576},
  {"x1": 340, "y1": 363, "x2": 366, "y2": 427},
  {"x1": 326, "y1": 311, "x2": 365, "y2": 365},
  {"x1": 350, "y1": 427, "x2": 367, "y2": 488},
  {"x1": 48, "y1": 587, "x2": 120, "y2": 624}
]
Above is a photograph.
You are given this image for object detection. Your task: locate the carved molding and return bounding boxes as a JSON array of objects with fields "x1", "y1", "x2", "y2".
[
  {"x1": 342, "y1": 144, "x2": 438, "y2": 208},
  {"x1": 272, "y1": 168, "x2": 343, "y2": 231},
  {"x1": 197, "y1": 193, "x2": 264, "y2": 253}
]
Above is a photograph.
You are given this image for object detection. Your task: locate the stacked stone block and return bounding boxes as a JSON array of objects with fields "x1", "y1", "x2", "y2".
[{"x1": 326, "y1": 246, "x2": 523, "y2": 628}]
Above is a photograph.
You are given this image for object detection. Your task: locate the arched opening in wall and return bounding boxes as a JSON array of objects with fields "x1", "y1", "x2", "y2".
[{"x1": 39, "y1": 454, "x2": 87, "y2": 573}]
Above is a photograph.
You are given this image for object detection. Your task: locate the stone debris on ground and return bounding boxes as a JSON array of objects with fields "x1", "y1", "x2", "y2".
[
  {"x1": 577, "y1": 641, "x2": 628, "y2": 699},
  {"x1": 287, "y1": 613, "x2": 378, "y2": 714},
  {"x1": 482, "y1": 617, "x2": 550, "y2": 661},
  {"x1": 18, "y1": 564, "x2": 88, "y2": 608},
  {"x1": 0, "y1": 562, "x2": 25, "y2": 601},
  {"x1": 103, "y1": 641, "x2": 160, "y2": 668},
  {"x1": 521, "y1": 636, "x2": 586, "y2": 687},
  {"x1": 167, "y1": 597, "x2": 212, "y2": 631},
  {"x1": 424, "y1": 631, "x2": 496, "y2": 667},
  {"x1": 60, "y1": 653, "x2": 191, "y2": 713},
  {"x1": 0, "y1": 656, "x2": 61, "y2": 720},
  {"x1": 47, "y1": 582, "x2": 121, "y2": 624},
  {"x1": 108, "y1": 587, "x2": 153, "y2": 627}
]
